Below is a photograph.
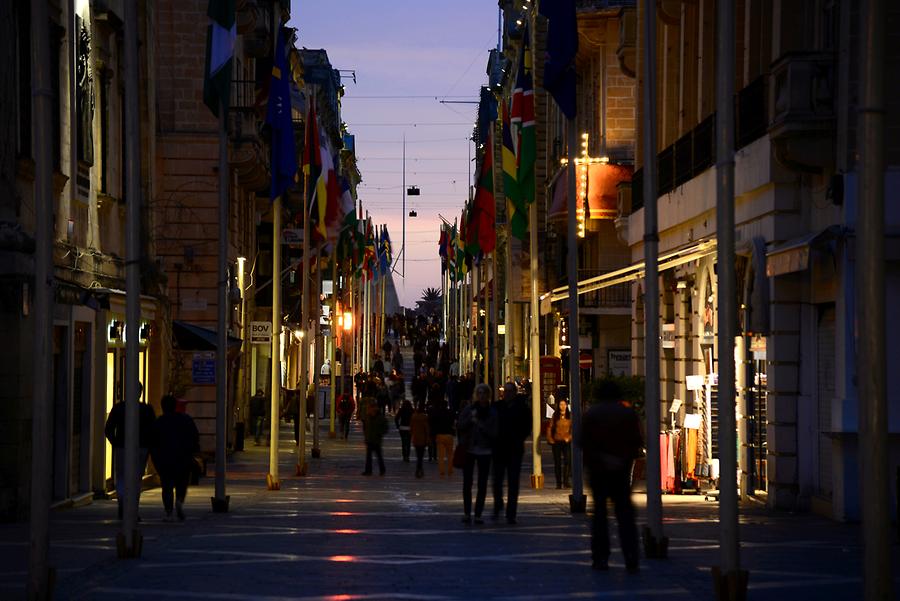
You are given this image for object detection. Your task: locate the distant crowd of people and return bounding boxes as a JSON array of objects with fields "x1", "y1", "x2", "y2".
[{"x1": 104, "y1": 310, "x2": 645, "y2": 574}]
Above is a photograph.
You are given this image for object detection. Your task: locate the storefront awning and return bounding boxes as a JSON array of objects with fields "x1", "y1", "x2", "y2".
[
  {"x1": 548, "y1": 163, "x2": 633, "y2": 222},
  {"x1": 540, "y1": 239, "x2": 718, "y2": 314},
  {"x1": 765, "y1": 225, "x2": 842, "y2": 277},
  {"x1": 173, "y1": 320, "x2": 243, "y2": 351}
]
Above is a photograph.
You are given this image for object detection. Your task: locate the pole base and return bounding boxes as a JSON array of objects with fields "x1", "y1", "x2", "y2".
[
  {"x1": 569, "y1": 493, "x2": 587, "y2": 513},
  {"x1": 266, "y1": 474, "x2": 281, "y2": 490},
  {"x1": 328, "y1": 431, "x2": 337, "y2": 439},
  {"x1": 711, "y1": 567, "x2": 749, "y2": 601},
  {"x1": 530, "y1": 473, "x2": 544, "y2": 489},
  {"x1": 210, "y1": 496, "x2": 230, "y2": 513},
  {"x1": 311, "y1": 447, "x2": 321, "y2": 459},
  {"x1": 642, "y1": 526, "x2": 669, "y2": 559},
  {"x1": 116, "y1": 530, "x2": 143, "y2": 559},
  {"x1": 295, "y1": 463, "x2": 308, "y2": 476}
]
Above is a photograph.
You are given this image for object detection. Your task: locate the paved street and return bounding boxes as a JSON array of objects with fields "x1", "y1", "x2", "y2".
[{"x1": 1, "y1": 420, "x2": 895, "y2": 600}]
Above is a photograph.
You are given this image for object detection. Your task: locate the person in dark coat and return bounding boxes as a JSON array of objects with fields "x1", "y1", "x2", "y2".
[
  {"x1": 362, "y1": 403, "x2": 388, "y2": 476},
  {"x1": 579, "y1": 379, "x2": 643, "y2": 573},
  {"x1": 492, "y1": 382, "x2": 532, "y2": 524},
  {"x1": 151, "y1": 394, "x2": 200, "y2": 521},
  {"x1": 249, "y1": 388, "x2": 268, "y2": 445},
  {"x1": 457, "y1": 383, "x2": 497, "y2": 524},
  {"x1": 104, "y1": 382, "x2": 157, "y2": 520},
  {"x1": 395, "y1": 399, "x2": 414, "y2": 462}
]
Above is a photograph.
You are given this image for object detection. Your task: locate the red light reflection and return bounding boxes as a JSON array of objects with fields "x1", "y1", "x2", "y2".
[
  {"x1": 329, "y1": 555, "x2": 357, "y2": 563},
  {"x1": 331, "y1": 511, "x2": 354, "y2": 516},
  {"x1": 334, "y1": 529, "x2": 360, "y2": 535}
]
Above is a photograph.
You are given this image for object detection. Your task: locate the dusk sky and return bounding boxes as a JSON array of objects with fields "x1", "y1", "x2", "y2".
[{"x1": 291, "y1": 1, "x2": 499, "y2": 307}]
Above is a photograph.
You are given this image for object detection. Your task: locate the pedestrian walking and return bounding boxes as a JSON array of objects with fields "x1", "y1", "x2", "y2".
[
  {"x1": 410, "y1": 403, "x2": 430, "y2": 478},
  {"x1": 395, "y1": 399, "x2": 413, "y2": 461},
  {"x1": 432, "y1": 400, "x2": 455, "y2": 477},
  {"x1": 548, "y1": 399, "x2": 573, "y2": 488},
  {"x1": 104, "y1": 382, "x2": 156, "y2": 520},
  {"x1": 361, "y1": 403, "x2": 388, "y2": 476},
  {"x1": 457, "y1": 383, "x2": 496, "y2": 525},
  {"x1": 249, "y1": 388, "x2": 268, "y2": 445},
  {"x1": 151, "y1": 394, "x2": 200, "y2": 521},
  {"x1": 281, "y1": 389, "x2": 300, "y2": 444},
  {"x1": 492, "y1": 382, "x2": 531, "y2": 524},
  {"x1": 337, "y1": 394, "x2": 355, "y2": 440},
  {"x1": 579, "y1": 380, "x2": 643, "y2": 573}
]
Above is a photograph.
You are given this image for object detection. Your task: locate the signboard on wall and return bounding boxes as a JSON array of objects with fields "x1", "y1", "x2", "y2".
[
  {"x1": 662, "y1": 323, "x2": 676, "y2": 348},
  {"x1": 191, "y1": 351, "x2": 216, "y2": 385},
  {"x1": 250, "y1": 321, "x2": 272, "y2": 344},
  {"x1": 607, "y1": 349, "x2": 631, "y2": 376}
]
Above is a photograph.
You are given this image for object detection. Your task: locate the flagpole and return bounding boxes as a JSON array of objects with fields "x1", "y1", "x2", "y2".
[
  {"x1": 268, "y1": 197, "x2": 282, "y2": 490},
  {"x1": 212, "y1": 96, "x2": 230, "y2": 512},
  {"x1": 529, "y1": 197, "x2": 543, "y2": 489},
  {"x1": 311, "y1": 246, "x2": 322, "y2": 458},
  {"x1": 490, "y1": 255, "x2": 500, "y2": 394},
  {"x1": 297, "y1": 133, "x2": 313, "y2": 477},
  {"x1": 27, "y1": 0, "x2": 56, "y2": 591},
  {"x1": 329, "y1": 260, "x2": 338, "y2": 438},
  {"x1": 121, "y1": 0, "x2": 143, "y2": 555},
  {"x1": 504, "y1": 228, "x2": 513, "y2": 382},
  {"x1": 565, "y1": 121, "x2": 586, "y2": 513},
  {"x1": 483, "y1": 260, "x2": 489, "y2": 386},
  {"x1": 641, "y1": 0, "x2": 665, "y2": 554}
]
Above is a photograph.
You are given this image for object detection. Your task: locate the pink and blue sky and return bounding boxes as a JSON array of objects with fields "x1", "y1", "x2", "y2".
[{"x1": 291, "y1": 1, "x2": 498, "y2": 307}]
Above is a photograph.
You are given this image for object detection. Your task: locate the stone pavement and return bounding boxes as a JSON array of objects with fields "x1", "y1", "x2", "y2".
[{"x1": 1, "y1": 419, "x2": 897, "y2": 600}]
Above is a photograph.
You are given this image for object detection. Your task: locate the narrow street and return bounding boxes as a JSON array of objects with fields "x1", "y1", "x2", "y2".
[{"x1": 1, "y1": 418, "x2": 886, "y2": 600}]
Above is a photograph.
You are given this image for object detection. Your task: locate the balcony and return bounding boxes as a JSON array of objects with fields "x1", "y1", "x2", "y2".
[
  {"x1": 236, "y1": 0, "x2": 273, "y2": 58},
  {"x1": 229, "y1": 78, "x2": 268, "y2": 192},
  {"x1": 768, "y1": 52, "x2": 835, "y2": 172},
  {"x1": 577, "y1": 269, "x2": 632, "y2": 312}
]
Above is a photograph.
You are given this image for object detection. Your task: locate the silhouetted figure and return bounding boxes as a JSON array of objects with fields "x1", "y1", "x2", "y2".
[
  {"x1": 362, "y1": 403, "x2": 388, "y2": 476},
  {"x1": 457, "y1": 383, "x2": 496, "y2": 525},
  {"x1": 579, "y1": 380, "x2": 643, "y2": 573},
  {"x1": 492, "y1": 383, "x2": 531, "y2": 524},
  {"x1": 152, "y1": 394, "x2": 200, "y2": 521},
  {"x1": 104, "y1": 382, "x2": 156, "y2": 520}
]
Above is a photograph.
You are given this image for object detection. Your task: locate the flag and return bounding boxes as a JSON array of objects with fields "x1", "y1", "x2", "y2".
[
  {"x1": 364, "y1": 219, "x2": 378, "y2": 280},
  {"x1": 511, "y1": 28, "x2": 536, "y2": 210},
  {"x1": 457, "y1": 208, "x2": 470, "y2": 279},
  {"x1": 315, "y1": 137, "x2": 341, "y2": 245},
  {"x1": 302, "y1": 101, "x2": 322, "y2": 215},
  {"x1": 379, "y1": 226, "x2": 392, "y2": 277},
  {"x1": 466, "y1": 131, "x2": 496, "y2": 256},
  {"x1": 502, "y1": 103, "x2": 525, "y2": 240},
  {"x1": 203, "y1": 0, "x2": 236, "y2": 117},
  {"x1": 336, "y1": 177, "x2": 357, "y2": 264},
  {"x1": 266, "y1": 26, "x2": 296, "y2": 201},
  {"x1": 439, "y1": 225, "x2": 449, "y2": 270},
  {"x1": 539, "y1": 0, "x2": 578, "y2": 120}
]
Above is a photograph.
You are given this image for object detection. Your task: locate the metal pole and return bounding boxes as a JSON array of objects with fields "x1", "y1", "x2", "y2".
[
  {"x1": 565, "y1": 122, "x2": 586, "y2": 513},
  {"x1": 311, "y1": 247, "x2": 322, "y2": 458},
  {"x1": 329, "y1": 261, "x2": 337, "y2": 438},
  {"x1": 490, "y1": 256, "x2": 499, "y2": 394},
  {"x1": 504, "y1": 227, "x2": 514, "y2": 381},
  {"x1": 482, "y1": 261, "x2": 489, "y2": 385},
  {"x1": 268, "y1": 198, "x2": 282, "y2": 490},
  {"x1": 529, "y1": 199, "x2": 543, "y2": 489},
  {"x1": 714, "y1": 1, "x2": 745, "y2": 596},
  {"x1": 400, "y1": 132, "x2": 406, "y2": 280},
  {"x1": 120, "y1": 0, "x2": 142, "y2": 554},
  {"x1": 27, "y1": 0, "x2": 55, "y2": 594},
  {"x1": 298, "y1": 196, "x2": 311, "y2": 474},
  {"x1": 212, "y1": 97, "x2": 229, "y2": 512},
  {"x1": 857, "y1": 0, "x2": 891, "y2": 598},
  {"x1": 641, "y1": 0, "x2": 666, "y2": 555}
]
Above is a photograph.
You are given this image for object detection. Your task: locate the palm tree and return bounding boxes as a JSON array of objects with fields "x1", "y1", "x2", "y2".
[{"x1": 416, "y1": 287, "x2": 442, "y2": 318}]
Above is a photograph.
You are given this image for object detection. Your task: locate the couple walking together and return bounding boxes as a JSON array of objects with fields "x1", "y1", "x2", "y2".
[{"x1": 456, "y1": 382, "x2": 531, "y2": 525}]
